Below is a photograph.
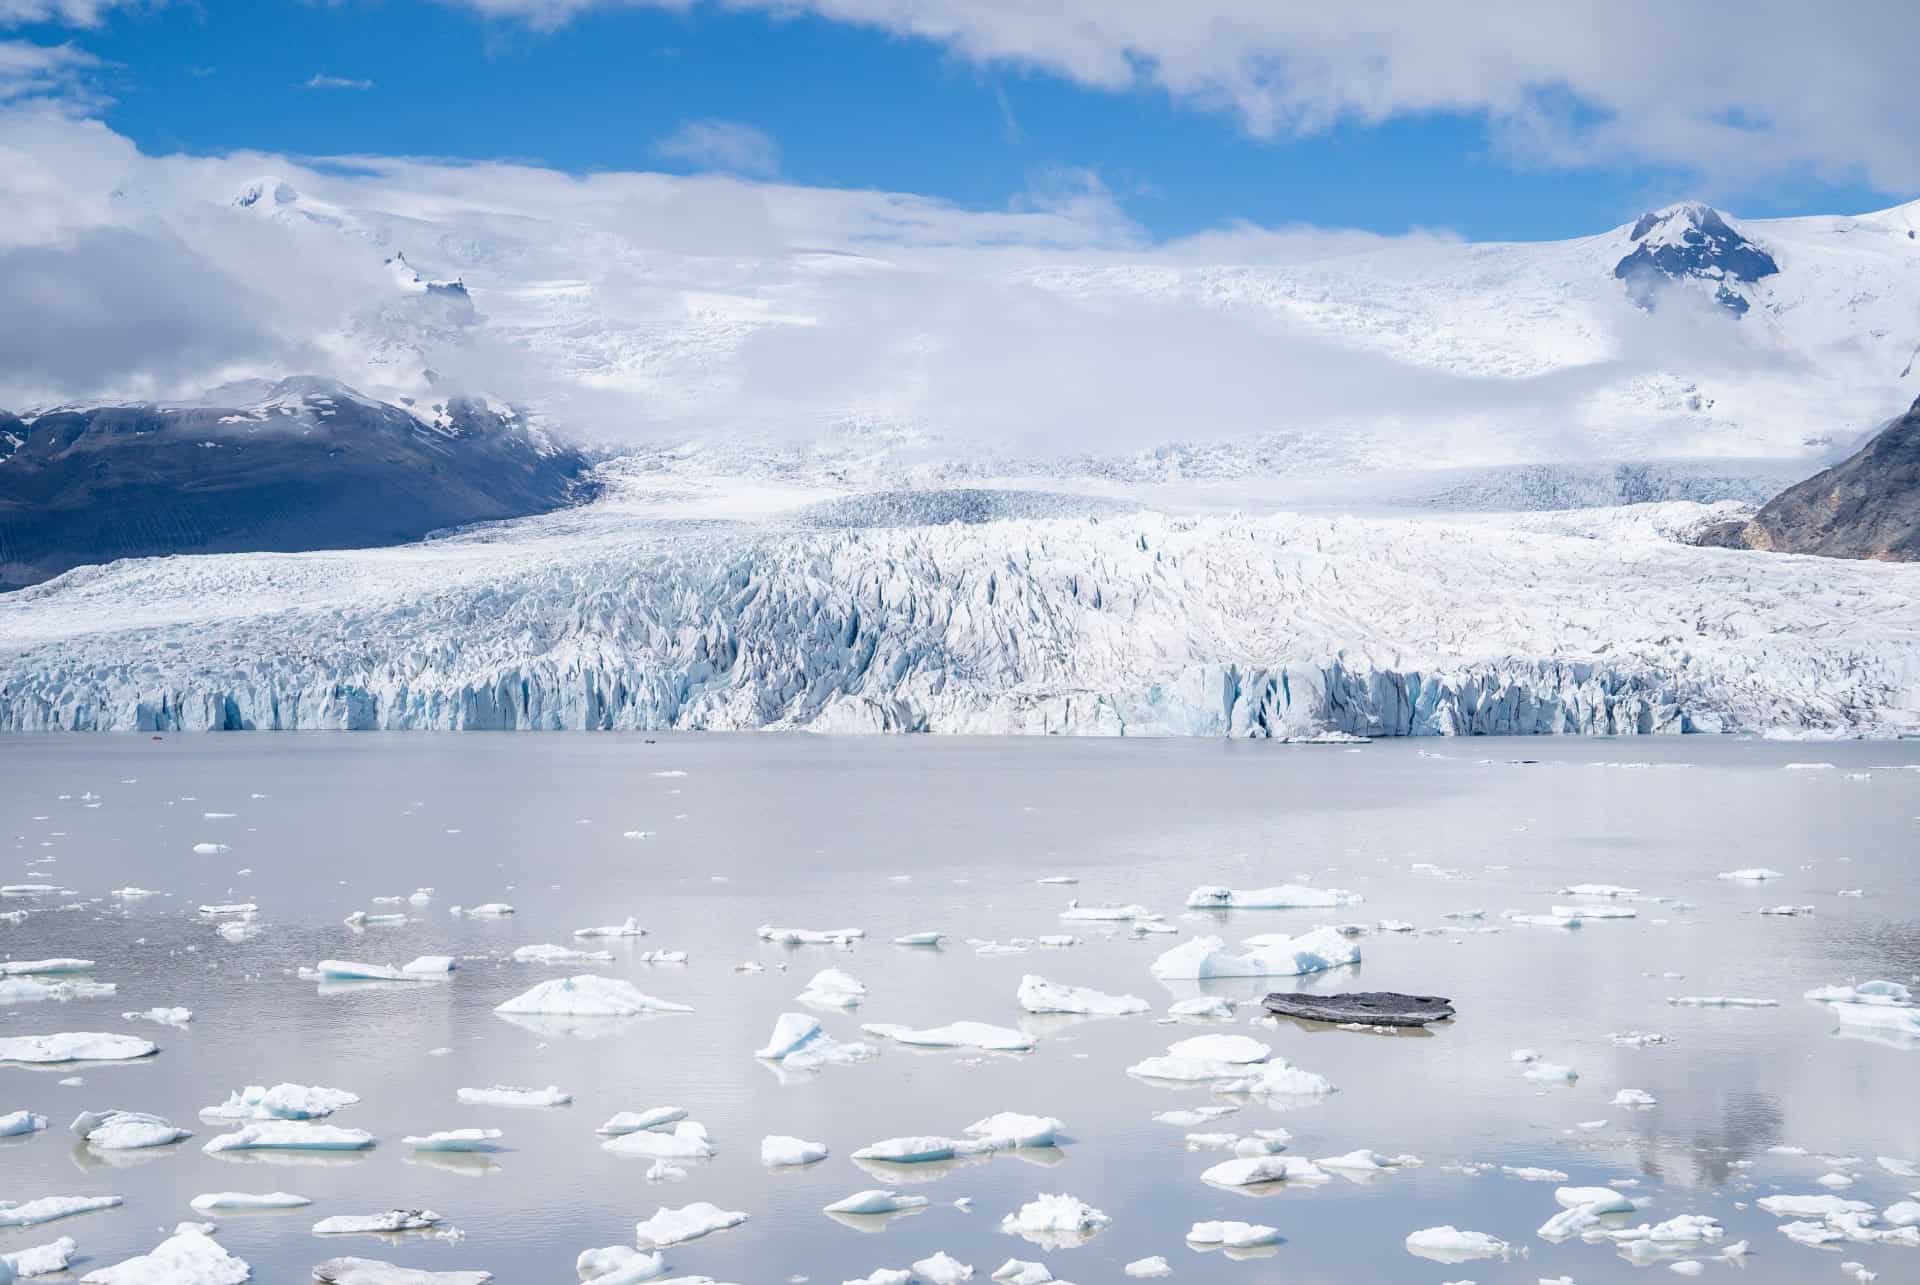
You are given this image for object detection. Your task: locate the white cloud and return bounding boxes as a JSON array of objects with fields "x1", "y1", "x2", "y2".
[
  {"x1": 0, "y1": 38, "x2": 101, "y2": 106},
  {"x1": 438, "y1": 0, "x2": 1920, "y2": 194},
  {"x1": 652, "y1": 118, "x2": 780, "y2": 177},
  {"x1": 303, "y1": 73, "x2": 374, "y2": 91},
  {"x1": 0, "y1": 0, "x2": 140, "y2": 26}
]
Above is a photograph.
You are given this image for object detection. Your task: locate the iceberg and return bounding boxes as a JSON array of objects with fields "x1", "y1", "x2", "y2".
[
  {"x1": 0, "y1": 1196, "x2": 123, "y2": 1228},
  {"x1": 1185, "y1": 884, "x2": 1361, "y2": 909},
  {"x1": 0, "y1": 1032, "x2": 155, "y2": 1064},
  {"x1": 759, "y1": 925, "x2": 863, "y2": 945},
  {"x1": 201, "y1": 1083, "x2": 360, "y2": 1122},
  {"x1": 312, "y1": 1261, "x2": 493, "y2": 1284},
  {"x1": 634, "y1": 1201, "x2": 747, "y2": 1247},
  {"x1": 761, "y1": 1135, "x2": 828, "y2": 1165},
  {"x1": 0, "y1": 1110, "x2": 49, "y2": 1137},
  {"x1": 862, "y1": 1021, "x2": 1034, "y2": 1051},
  {"x1": 1186, "y1": 1221, "x2": 1280, "y2": 1248},
  {"x1": 1149, "y1": 928, "x2": 1359, "y2": 980},
  {"x1": 576, "y1": 1246, "x2": 664, "y2": 1284},
  {"x1": 1404, "y1": 1226, "x2": 1511, "y2": 1262},
  {"x1": 190, "y1": 1191, "x2": 311, "y2": 1211},
  {"x1": 494, "y1": 975, "x2": 690, "y2": 1016},
  {"x1": 456, "y1": 1085, "x2": 569, "y2": 1108},
  {"x1": 998, "y1": 1193, "x2": 1110, "y2": 1249},
  {"x1": 202, "y1": 1122, "x2": 375, "y2": 1153},
  {"x1": 313, "y1": 1210, "x2": 440, "y2": 1234},
  {"x1": 573, "y1": 917, "x2": 646, "y2": 938},
  {"x1": 824, "y1": 1190, "x2": 932, "y2": 1215},
  {"x1": 3, "y1": 1235, "x2": 76, "y2": 1277},
  {"x1": 602, "y1": 1121, "x2": 714, "y2": 1159},
  {"x1": 404, "y1": 1129, "x2": 504, "y2": 1152},
  {"x1": 510, "y1": 943, "x2": 613, "y2": 965},
  {"x1": 71, "y1": 1109, "x2": 191, "y2": 1149},
  {"x1": 79, "y1": 1223, "x2": 248, "y2": 1285},
  {"x1": 1015, "y1": 975, "x2": 1147, "y2": 1015},
  {"x1": 598, "y1": 1107, "x2": 687, "y2": 1136}
]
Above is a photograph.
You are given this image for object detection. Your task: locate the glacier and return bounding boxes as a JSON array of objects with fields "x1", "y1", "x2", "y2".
[{"x1": 1, "y1": 490, "x2": 1916, "y2": 737}]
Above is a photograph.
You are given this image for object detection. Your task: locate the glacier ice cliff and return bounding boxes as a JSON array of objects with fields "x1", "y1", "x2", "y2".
[{"x1": 1, "y1": 501, "x2": 1917, "y2": 736}]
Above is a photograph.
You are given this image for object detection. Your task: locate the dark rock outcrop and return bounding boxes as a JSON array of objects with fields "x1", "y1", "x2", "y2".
[
  {"x1": 1614, "y1": 202, "x2": 1778, "y2": 317},
  {"x1": 0, "y1": 377, "x2": 594, "y2": 590},
  {"x1": 1697, "y1": 396, "x2": 1920, "y2": 560},
  {"x1": 1262, "y1": 991, "x2": 1455, "y2": 1027}
]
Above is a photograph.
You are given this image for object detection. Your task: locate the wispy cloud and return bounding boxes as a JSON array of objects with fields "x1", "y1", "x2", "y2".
[
  {"x1": 0, "y1": 38, "x2": 102, "y2": 106},
  {"x1": 0, "y1": 0, "x2": 142, "y2": 27},
  {"x1": 303, "y1": 73, "x2": 373, "y2": 91},
  {"x1": 652, "y1": 118, "x2": 779, "y2": 177}
]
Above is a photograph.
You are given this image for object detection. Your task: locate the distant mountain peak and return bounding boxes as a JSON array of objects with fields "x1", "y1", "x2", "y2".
[{"x1": 1615, "y1": 201, "x2": 1779, "y2": 316}]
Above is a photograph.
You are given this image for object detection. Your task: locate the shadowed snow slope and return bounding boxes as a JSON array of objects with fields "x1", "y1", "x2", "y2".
[{"x1": 1, "y1": 499, "x2": 1916, "y2": 736}]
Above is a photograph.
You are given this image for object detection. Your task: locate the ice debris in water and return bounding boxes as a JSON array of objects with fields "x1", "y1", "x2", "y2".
[
  {"x1": 1187, "y1": 1220, "x2": 1280, "y2": 1248},
  {"x1": 0, "y1": 1110, "x2": 49, "y2": 1136},
  {"x1": 0, "y1": 1196, "x2": 123, "y2": 1228},
  {"x1": 573, "y1": 916, "x2": 646, "y2": 938},
  {"x1": 455, "y1": 903, "x2": 514, "y2": 918},
  {"x1": 576, "y1": 1246, "x2": 663, "y2": 1284},
  {"x1": 493, "y1": 975, "x2": 691, "y2": 1016},
  {"x1": 1404, "y1": 1225, "x2": 1513, "y2": 1262},
  {"x1": 1667, "y1": 995, "x2": 1778, "y2": 1007},
  {"x1": 1123, "y1": 1257, "x2": 1170, "y2": 1277},
  {"x1": 599, "y1": 1107, "x2": 687, "y2": 1135},
  {"x1": 311, "y1": 959, "x2": 451, "y2": 981},
  {"x1": 1016, "y1": 975, "x2": 1147, "y2": 1015},
  {"x1": 190, "y1": 1191, "x2": 311, "y2": 1211},
  {"x1": 1186, "y1": 884, "x2": 1362, "y2": 909},
  {"x1": 1149, "y1": 928, "x2": 1359, "y2": 979},
  {"x1": 79, "y1": 1222, "x2": 248, "y2": 1285},
  {"x1": 0, "y1": 977, "x2": 117, "y2": 1002},
  {"x1": 893, "y1": 932, "x2": 944, "y2": 946},
  {"x1": 1202, "y1": 1155, "x2": 1331, "y2": 1187},
  {"x1": 314, "y1": 1209, "x2": 440, "y2": 1235},
  {"x1": 201, "y1": 1083, "x2": 359, "y2": 1122},
  {"x1": 0, "y1": 960, "x2": 96, "y2": 977},
  {"x1": 0, "y1": 1033, "x2": 156, "y2": 1063},
  {"x1": 1058, "y1": 902, "x2": 1157, "y2": 922},
  {"x1": 602, "y1": 1120, "x2": 714, "y2": 1159},
  {"x1": 759, "y1": 925, "x2": 864, "y2": 946},
  {"x1": 456, "y1": 1085, "x2": 569, "y2": 1108},
  {"x1": 797, "y1": 968, "x2": 867, "y2": 1008},
  {"x1": 762, "y1": 1135, "x2": 829, "y2": 1166},
  {"x1": 312, "y1": 1260, "x2": 493, "y2": 1284},
  {"x1": 1168, "y1": 996, "x2": 1235, "y2": 1018},
  {"x1": 71, "y1": 1108, "x2": 191, "y2": 1149},
  {"x1": 998, "y1": 1193, "x2": 1110, "y2": 1249},
  {"x1": 823, "y1": 1191, "x2": 931, "y2": 1216},
  {"x1": 404, "y1": 1129, "x2": 504, "y2": 1152},
  {"x1": 202, "y1": 1122, "x2": 376, "y2": 1152},
  {"x1": 910, "y1": 1251, "x2": 973, "y2": 1284},
  {"x1": 862, "y1": 1021, "x2": 1034, "y2": 1052},
  {"x1": 510, "y1": 943, "x2": 613, "y2": 964},
  {"x1": 1717, "y1": 868, "x2": 1786, "y2": 881},
  {"x1": 3, "y1": 1235, "x2": 77, "y2": 1277},
  {"x1": 634, "y1": 1201, "x2": 748, "y2": 1247},
  {"x1": 853, "y1": 1113, "x2": 1062, "y2": 1164},
  {"x1": 122, "y1": 1006, "x2": 193, "y2": 1026}
]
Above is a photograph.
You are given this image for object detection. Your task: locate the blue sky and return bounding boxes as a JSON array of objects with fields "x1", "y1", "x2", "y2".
[{"x1": 13, "y1": 0, "x2": 1906, "y2": 244}]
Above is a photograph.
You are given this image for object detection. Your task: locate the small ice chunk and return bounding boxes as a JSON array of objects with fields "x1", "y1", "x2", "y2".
[
  {"x1": 1149, "y1": 929, "x2": 1359, "y2": 980},
  {"x1": 1404, "y1": 1225, "x2": 1512, "y2": 1262},
  {"x1": 909, "y1": 1252, "x2": 973, "y2": 1284},
  {"x1": 0, "y1": 1195, "x2": 123, "y2": 1228},
  {"x1": 998, "y1": 1193, "x2": 1110, "y2": 1248},
  {"x1": 1123, "y1": 1257, "x2": 1170, "y2": 1277},
  {"x1": 1202, "y1": 1155, "x2": 1329, "y2": 1187},
  {"x1": 1185, "y1": 884, "x2": 1361, "y2": 909},
  {"x1": 0, "y1": 1110, "x2": 49, "y2": 1137},
  {"x1": 1717, "y1": 868, "x2": 1786, "y2": 881},
  {"x1": 759, "y1": 925, "x2": 863, "y2": 945},
  {"x1": 1187, "y1": 1220, "x2": 1279, "y2": 1248},
  {"x1": 1169, "y1": 996, "x2": 1235, "y2": 1018},
  {"x1": 1612, "y1": 1088, "x2": 1659, "y2": 1107},
  {"x1": 404, "y1": 1129, "x2": 503, "y2": 1152},
  {"x1": 71, "y1": 1109, "x2": 190, "y2": 1149},
  {"x1": 200, "y1": 1083, "x2": 359, "y2": 1122},
  {"x1": 3, "y1": 1234, "x2": 77, "y2": 1276},
  {"x1": 893, "y1": 932, "x2": 944, "y2": 946},
  {"x1": 0, "y1": 959, "x2": 94, "y2": 976},
  {"x1": 0, "y1": 1033, "x2": 155, "y2": 1064},
  {"x1": 634, "y1": 1201, "x2": 747, "y2": 1247},
  {"x1": 1667, "y1": 996, "x2": 1777, "y2": 1007},
  {"x1": 575, "y1": 1246, "x2": 662, "y2": 1284},
  {"x1": 493, "y1": 975, "x2": 691, "y2": 1016},
  {"x1": 313, "y1": 1209, "x2": 440, "y2": 1235},
  {"x1": 510, "y1": 943, "x2": 613, "y2": 965},
  {"x1": 122, "y1": 1006, "x2": 193, "y2": 1027},
  {"x1": 862, "y1": 1021, "x2": 1034, "y2": 1052},
  {"x1": 455, "y1": 1085, "x2": 569, "y2": 1108},
  {"x1": 190, "y1": 1191, "x2": 311, "y2": 1211},
  {"x1": 598, "y1": 1107, "x2": 687, "y2": 1136},
  {"x1": 762, "y1": 1135, "x2": 828, "y2": 1165},
  {"x1": 601, "y1": 1121, "x2": 714, "y2": 1159},
  {"x1": 202, "y1": 1122, "x2": 374, "y2": 1153},
  {"x1": 312, "y1": 1259, "x2": 492, "y2": 1283},
  {"x1": 81, "y1": 1223, "x2": 248, "y2": 1284},
  {"x1": 573, "y1": 917, "x2": 646, "y2": 939},
  {"x1": 823, "y1": 1191, "x2": 930, "y2": 1216},
  {"x1": 1016, "y1": 975, "x2": 1147, "y2": 1015},
  {"x1": 798, "y1": 968, "x2": 867, "y2": 1008}
]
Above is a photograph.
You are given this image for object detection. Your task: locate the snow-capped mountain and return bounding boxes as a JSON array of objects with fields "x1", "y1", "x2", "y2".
[
  {"x1": 0, "y1": 377, "x2": 593, "y2": 590},
  {"x1": 1613, "y1": 201, "x2": 1781, "y2": 315}
]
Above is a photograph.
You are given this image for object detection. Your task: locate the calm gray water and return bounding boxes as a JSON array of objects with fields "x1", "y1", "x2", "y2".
[{"x1": 3, "y1": 733, "x2": 1919, "y2": 1283}]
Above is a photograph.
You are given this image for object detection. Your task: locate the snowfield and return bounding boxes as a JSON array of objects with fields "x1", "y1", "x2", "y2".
[{"x1": 2, "y1": 489, "x2": 1916, "y2": 736}]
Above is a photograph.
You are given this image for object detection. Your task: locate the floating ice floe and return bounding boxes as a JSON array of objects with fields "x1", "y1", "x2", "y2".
[
  {"x1": 314, "y1": 1209, "x2": 440, "y2": 1235},
  {"x1": 602, "y1": 1120, "x2": 714, "y2": 1159},
  {"x1": 599, "y1": 1107, "x2": 687, "y2": 1136},
  {"x1": 190, "y1": 1191, "x2": 311, "y2": 1211},
  {"x1": 0, "y1": 959, "x2": 94, "y2": 976},
  {"x1": 853, "y1": 1113, "x2": 1062, "y2": 1164},
  {"x1": 0, "y1": 977, "x2": 117, "y2": 1002},
  {"x1": 1564, "y1": 883, "x2": 1640, "y2": 897},
  {"x1": 1128, "y1": 1033, "x2": 1270, "y2": 1081},
  {"x1": 1404, "y1": 1225, "x2": 1512, "y2": 1262},
  {"x1": 0, "y1": 1110, "x2": 49, "y2": 1137},
  {"x1": 575, "y1": 1246, "x2": 663, "y2": 1285},
  {"x1": 1759, "y1": 904, "x2": 1815, "y2": 916},
  {"x1": 493, "y1": 975, "x2": 691, "y2": 1017},
  {"x1": 1168, "y1": 996, "x2": 1235, "y2": 1018},
  {"x1": 751, "y1": 1011, "x2": 875, "y2": 1071},
  {"x1": 798, "y1": 968, "x2": 867, "y2": 1008},
  {"x1": 1185, "y1": 884, "x2": 1362, "y2": 910},
  {"x1": 1058, "y1": 902, "x2": 1157, "y2": 922},
  {"x1": 3, "y1": 1234, "x2": 76, "y2": 1277},
  {"x1": 456, "y1": 1085, "x2": 569, "y2": 1108},
  {"x1": 404, "y1": 1129, "x2": 503, "y2": 1152},
  {"x1": 573, "y1": 917, "x2": 646, "y2": 939},
  {"x1": 1508, "y1": 1050, "x2": 1579, "y2": 1083},
  {"x1": 0, "y1": 1195, "x2": 122, "y2": 1228},
  {"x1": 1319, "y1": 1149, "x2": 1420, "y2": 1173},
  {"x1": 824, "y1": 1191, "x2": 931, "y2": 1216},
  {"x1": 0, "y1": 1033, "x2": 155, "y2": 1064},
  {"x1": 122, "y1": 1006, "x2": 193, "y2": 1027},
  {"x1": 1613, "y1": 1088, "x2": 1659, "y2": 1106},
  {"x1": 1717, "y1": 868, "x2": 1786, "y2": 881},
  {"x1": 1667, "y1": 996, "x2": 1778, "y2": 1007},
  {"x1": 457, "y1": 904, "x2": 514, "y2": 918},
  {"x1": 80, "y1": 1223, "x2": 248, "y2": 1284},
  {"x1": 309, "y1": 959, "x2": 452, "y2": 983},
  {"x1": 909, "y1": 1251, "x2": 972, "y2": 1284},
  {"x1": 203, "y1": 1122, "x2": 375, "y2": 1153},
  {"x1": 862, "y1": 1021, "x2": 1033, "y2": 1052},
  {"x1": 762, "y1": 1135, "x2": 828, "y2": 1165},
  {"x1": 510, "y1": 943, "x2": 613, "y2": 965},
  {"x1": 1122, "y1": 1257, "x2": 1169, "y2": 1278},
  {"x1": 635, "y1": 1201, "x2": 747, "y2": 1247},
  {"x1": 198, "y1": 903, "x2": 257, "y2": 917},
  {"x1": 894, "y1": 932, "x2": 944, "y2": 947},
  {"x1": 1149, "y1": 928, "x2": 1359, "y2": 980},
  {"x1": 1553, "y1": 904, "x2": 1637, "y2": 919},
  {"x1": 759, "y1": 925, "x2": 863, "y2": 946},
  {"x1": 999, "y1": 1193, "x2": 1110, "y2": 1249},
  {"x1": 989, "y1": 1259, "x2": 1052, "y2": 1285},
  {"x1": 191, "y1": 843, "x2": 230, "y2": 855},
  {"x1": 344, "y1": 911, "x2": 409, "y2": 928},
  {"x1": 1015, "y1": 975, "x2": 1147, "y2": 1016},
  {"x1": 201, "y1": 1083, "x2": 360, "y2": 1122},
  {"x1": 1202, "y1": 1155, "x2": 1330, "y2": 1187},
  {"x1": 1187, "y1": 1220, "x2": 1279, "y2": 1249},
  {"x1": 71, "y1": 1108, "x2": 191, "y2": 1149},
  {"x1": 312, "y1": 1259, "x2": 493, "y2": 1284},
  {"x1": 1538, "y1": 1185, "x2": 1638, "y2": 1238}
]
